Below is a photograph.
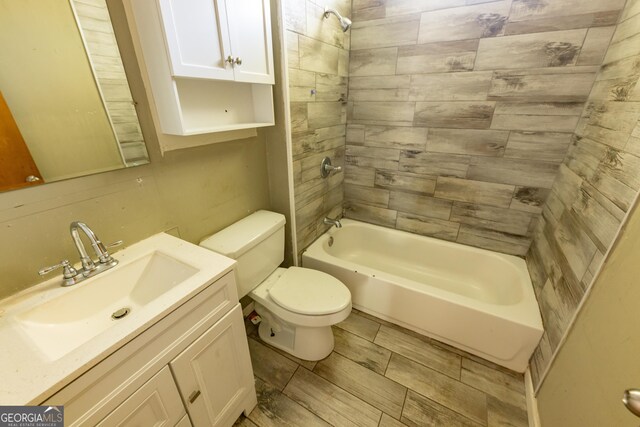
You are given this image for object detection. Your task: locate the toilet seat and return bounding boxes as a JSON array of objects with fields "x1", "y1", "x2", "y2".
[
  {"x1": 249, "y1": 268, "x2": 351, "y2": 328},
  {"x1": 269, "y1": 267, "x2": 351, "y2": 315}
]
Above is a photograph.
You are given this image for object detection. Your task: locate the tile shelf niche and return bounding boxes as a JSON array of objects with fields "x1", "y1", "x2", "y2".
[{"x1": 125, "y1": 0, "x2": 275, "y2": 152}]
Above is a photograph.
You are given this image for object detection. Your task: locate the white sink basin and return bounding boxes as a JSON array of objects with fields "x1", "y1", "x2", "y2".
[
  {"x1": 0, "y1": 232, "x2": 236, "y2": 405},
  {"x1": 15, "y1": 251, "x2": 199, "y2": 361}
]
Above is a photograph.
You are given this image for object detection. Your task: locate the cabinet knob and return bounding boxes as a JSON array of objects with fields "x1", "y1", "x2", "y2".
[
  {"x1": 234, "y1": 57, "x2": 242, "y2": 66},
  {"x1": 188, "y1": 390, "x2": 201, "y2": 404},
  {"x1": 225, "y1": 56, "x2": 234, "y2": 66}
]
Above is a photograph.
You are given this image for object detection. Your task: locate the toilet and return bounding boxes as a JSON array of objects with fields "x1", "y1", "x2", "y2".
[{"x1": 199, "y1": 210, "x2": 351, "y2": 361}]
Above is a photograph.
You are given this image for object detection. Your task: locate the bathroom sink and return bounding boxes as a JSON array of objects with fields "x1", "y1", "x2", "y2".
[
  {"x1": 15, "y1": 251, "x2": 199, "y2": 361},
  {"x1": 0, "y1": 232, "x2": 236, "y2": 405}
]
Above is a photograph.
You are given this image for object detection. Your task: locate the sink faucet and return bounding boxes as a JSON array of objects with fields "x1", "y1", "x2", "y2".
[
  {"x1": 39, "y1": 222, "x2": 122, "y2": 286},
  {"x1": 323, "y1": 216, "x2": 342, "y2": 228},
  {"x1": 70, "y1": 221, "x2": 114, "y2": 270}
]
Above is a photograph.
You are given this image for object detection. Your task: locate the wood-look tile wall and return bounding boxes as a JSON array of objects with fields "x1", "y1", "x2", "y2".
[
  {"x1": 527, "y1": 0, "x2": 640, "y2": 389},
  {"x1": 343, "y1": 0, "x2": 622, "y2": 256},
  {"x1": 283, "y1": 0, "x2": 351, "y2": 257},
  {"x1": 73, "y1": 0, "x2": 146, "y2": 157}
]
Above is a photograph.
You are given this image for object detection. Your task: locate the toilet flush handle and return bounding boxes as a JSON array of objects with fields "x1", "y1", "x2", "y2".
[{"x1": 261, "y1": 311, "x2": 282, "y2": 333}]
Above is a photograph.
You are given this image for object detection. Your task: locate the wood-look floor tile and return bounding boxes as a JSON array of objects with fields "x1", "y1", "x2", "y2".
[
  {"x1": 336, "y1": 311, "x2": 381, "y2": 341},
  {"x1": 249, "y1": 377, "x2": 331, "y2": 427},
  {"x1": 401, "y1": 390, "x2": 484, "y2": 427},
  {"x1": 313, "y1": 352, "x2": 407, "y2": 419},
  {"x1": 486, "y1": 396, "x2": 528, "y2": 427},
  {"x1": 233, "y1": 415, "x2": 258, "y2": 427},
  {"x1": 353, "y1": 309, "x2": 403, "y2": 329},
  {"x1": 283, "y1": 368, "x2": 382, "y2": 427},
  {"x1": 350, "y1": 310, "x2": 521, "y2": 380},
  {"x1": 333, "y1": 327, "x2": 392, "y2": 374},
  {"x1": 460, "y1": 358, "x2": 526, "y2": 410},
  {"x1": 379, "y1": 413, "x2": 408, "y2": 427},
  {"x1": 374, "y1": 325, "x2": 462, "y2": 379},
  {"x1": 248, "y1": 338, "x2": 298, "y2": 390},
  {"x1": 386, "y1": 354, "x2": 487, "y2": 425}
]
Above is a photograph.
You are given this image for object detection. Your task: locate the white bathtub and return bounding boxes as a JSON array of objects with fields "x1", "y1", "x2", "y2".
[{"x1": 302, "y1": 219, "x2": 543, "y2": 372}]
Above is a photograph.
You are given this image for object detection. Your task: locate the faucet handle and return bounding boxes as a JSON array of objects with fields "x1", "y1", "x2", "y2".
[
  {"x1": 106, "y1": 240, "x2": 123, "y2": 250},
  {"x1": 97, "y1": 240, "x2": 123, "y2": 264},
  {"x1": 39, "y1": 260, "x2": 78, "y2": 279}
]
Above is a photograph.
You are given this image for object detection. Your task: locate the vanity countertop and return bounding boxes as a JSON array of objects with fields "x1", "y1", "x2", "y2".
[{"x1": 0, "y1": 232, "x2": 235, "y2": 405}]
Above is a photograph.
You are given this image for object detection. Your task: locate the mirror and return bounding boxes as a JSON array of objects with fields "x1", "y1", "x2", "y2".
[{"x1": 0, "y1": 0, "x2": 149, "y2": 193}]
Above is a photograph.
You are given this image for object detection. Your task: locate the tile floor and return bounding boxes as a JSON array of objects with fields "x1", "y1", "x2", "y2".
[{"x1": 234, "y1": 309, "x2": 528, "y2": 427}]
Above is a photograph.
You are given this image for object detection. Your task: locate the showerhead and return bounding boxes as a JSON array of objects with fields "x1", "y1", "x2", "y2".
[
  {"x1": 323, "y1": 7, "x2": 352, "y2": 32},
  {"x1": 339, "y1": 16, "x2": 352, "y2": 32}
]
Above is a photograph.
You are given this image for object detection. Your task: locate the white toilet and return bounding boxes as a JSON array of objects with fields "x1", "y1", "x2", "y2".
[{"x1": 199, "y1": 210, "x2": 351, "y2": 361}]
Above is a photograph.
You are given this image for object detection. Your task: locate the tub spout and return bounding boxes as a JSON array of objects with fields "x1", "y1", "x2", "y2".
[{"x1": 323, "y1": 217, "x2": 342, "y2": 228}]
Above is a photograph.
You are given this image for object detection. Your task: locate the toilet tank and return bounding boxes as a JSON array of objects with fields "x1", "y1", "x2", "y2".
[{"x1": 199, "y1": 210, "x2": 285, "y2": 298}]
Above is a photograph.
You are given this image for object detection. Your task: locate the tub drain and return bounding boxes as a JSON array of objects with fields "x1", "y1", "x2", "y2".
[{"x1": 111, "y1": 307, "x2": 131, "y2": 320}]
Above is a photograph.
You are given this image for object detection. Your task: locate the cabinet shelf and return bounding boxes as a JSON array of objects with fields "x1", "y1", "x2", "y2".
[{"x1": 172, "y1": 78, "x2": 274, "y2": 136}]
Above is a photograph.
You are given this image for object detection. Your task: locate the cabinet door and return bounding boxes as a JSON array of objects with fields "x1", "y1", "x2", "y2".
[
  {"x1": 175, "y1": 415, "x2": 193, "y2": 427},
  {"x1": 170, "y1": 305, "x2": 255, "y2": 427},
  {"x1": 158, "y1": 0, "x2": 235, "y2": 80},
  {"x1": 97, "y1": 366, "x2": 185, "y2": 427},
  {"x1": 225, "y1": 0, "x2": 275, "y2": 84}
]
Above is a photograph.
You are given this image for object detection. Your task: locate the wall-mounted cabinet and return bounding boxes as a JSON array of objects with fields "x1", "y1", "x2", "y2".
[{"x1": 126, "y1": 0, "x2": 275, "y2": 142}]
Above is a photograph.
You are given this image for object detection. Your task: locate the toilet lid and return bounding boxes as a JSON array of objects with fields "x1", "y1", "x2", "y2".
[{"x1": 269, "y1": 267, "x2": 351, "y2": 315}]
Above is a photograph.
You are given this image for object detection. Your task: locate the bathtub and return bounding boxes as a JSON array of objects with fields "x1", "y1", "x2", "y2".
[{"x1": 302, "y1": 219, "x2": 543, "y2": 372}]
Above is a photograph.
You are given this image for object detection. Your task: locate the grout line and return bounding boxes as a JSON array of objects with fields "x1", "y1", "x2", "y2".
[
  {"x1": 282, "y1": 364, "x2": 301, "y2": 393},
  {"x1": 399, "y1": 387, "x2": 409, "y2": 422}
]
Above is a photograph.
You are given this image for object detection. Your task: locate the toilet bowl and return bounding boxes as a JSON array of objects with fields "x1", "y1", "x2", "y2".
[
  {"x1": 251, "y1": 267, "x2": 351, "y2": 360},
  {"x1": 199, "y1": 210, "x2": 351, "y2": 361}
]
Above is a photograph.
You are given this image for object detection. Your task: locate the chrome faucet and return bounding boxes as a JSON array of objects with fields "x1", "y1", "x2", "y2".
[
  {"x1": 39, "y1": 222, "x2": 122, "y2": 286},
  {"x1": 323, "y1": 216, "x2": 342, "y2": 228},
  {"x1": 70, "y1": 221, "x2": 113, "y2": 269}
]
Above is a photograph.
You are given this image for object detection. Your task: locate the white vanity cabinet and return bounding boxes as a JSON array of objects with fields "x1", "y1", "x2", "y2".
[
  {"x1": 43, "y1": 272, "x2": 257, "y2": 427},
  {"x1": 171, "y1": 305, "x2": 255, "y2": 427},
  {"x1": 97, "y1": 367, "x2": 187, "y2": 427},
  {"x1": 125, "y1": 0, "x2": 275, "y2": 140}
]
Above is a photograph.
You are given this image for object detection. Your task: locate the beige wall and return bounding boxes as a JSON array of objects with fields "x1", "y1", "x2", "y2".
[
  {"x1": 535, "y1": 197, "x2": 640, "y2": 426},
  {"x1": 527, "y1": 0, "x2": 640, "y2": 388},
  {"x1": 0, "y1": 0, "x2": 123, "y2": 181},
  {"x1": 0, "y1": 0, "x2": 271, "y2": 299}
]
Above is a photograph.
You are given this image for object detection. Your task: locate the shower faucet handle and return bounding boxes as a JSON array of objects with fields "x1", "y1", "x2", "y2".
[{"x1": 320, "y1": 157, "x2": 342, "y2": 178}]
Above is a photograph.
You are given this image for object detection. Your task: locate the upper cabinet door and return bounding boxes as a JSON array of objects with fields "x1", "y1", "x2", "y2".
[
  {"x1": 159, "y1": 0, "x2": 235, "y2": 80},
  {"x1": 225, "y1": 0, "x2": 275, "y2": 84}
]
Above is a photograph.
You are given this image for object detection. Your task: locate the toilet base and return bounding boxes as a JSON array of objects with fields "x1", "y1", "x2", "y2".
[{"x1": 255, "y1": 308, "x2": 335, "y2": 361}]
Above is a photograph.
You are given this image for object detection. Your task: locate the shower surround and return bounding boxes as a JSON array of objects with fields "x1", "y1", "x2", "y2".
[
  {"x1": 282, "y1": 0, "x2": 638, "y2": 390},
  {"x1": 283, "y1": 0, "x2": 351, "y2": 257},
  {"x1": 343, "y1": 0, "x2": 622, "y2": 256},
  {"x1": 527, "y1": 0, "x2": 640, "y2": 388}
]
